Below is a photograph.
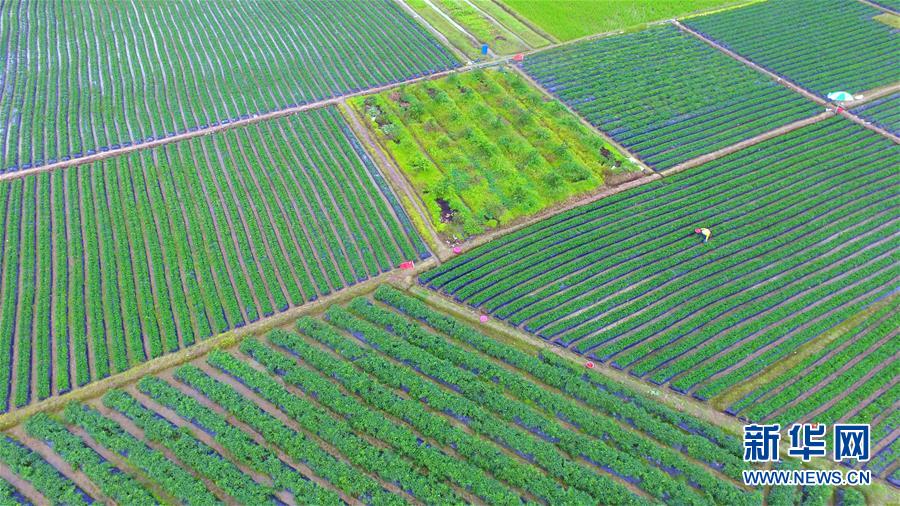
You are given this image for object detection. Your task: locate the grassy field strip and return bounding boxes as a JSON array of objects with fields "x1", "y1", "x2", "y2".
[
  {"x1": 469, "y1": 0, "x2": 554, "y2": 46},
  {"x1": 458, "y1": 0, "x2": 529, "y2": 49}
]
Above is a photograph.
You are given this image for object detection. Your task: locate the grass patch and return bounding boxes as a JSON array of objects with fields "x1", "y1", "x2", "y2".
[
  {"x1": 874, "y1": 12, "x2": 900, "y2": 28},
  {"x1": 469, "y1": 0, "x2": 552, "y2": 47},
  {"x1": 349, "y1": 68, "x2": 636, "y2": 239},
  {"x1": 498, "y1": 0, "x2": 745, "y2": 41}
]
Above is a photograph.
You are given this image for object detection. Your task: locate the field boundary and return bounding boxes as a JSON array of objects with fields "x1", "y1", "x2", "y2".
[
  {"x1": 661, "y1": 111, "x2": 834, "y2": 176},
  {"x1": 857, "y1": 0, "x2": 900, "y2": 15}
]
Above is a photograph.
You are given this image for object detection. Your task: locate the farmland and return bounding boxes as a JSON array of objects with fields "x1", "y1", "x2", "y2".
[
  {"x1": 350, "y1": 68, "x2": 638, "y2": 238},
  {"x1": 497, "y1": 0, "x2": 742, "y2": 41},
  {"x1": 0, "y1": 0, "x2": 458, "y2": 173},
  {"x1": 0, "y1": 0, "x2": 898, "y2": 501},
  {"x1": 683, "y1": 0, "x2": 900, "y2": 97},
  {"x1": 421, "y1": 117, "x2": 898, "y2": 404},
  {"x1": 401, "y1": 0, "x2": 550, "y2": 59},
  {"x1": 520, "y1": 25, "x2": 820, "y2": 170},
  {"x1": 0, "y1": 284, "x2": 860, "y2": 505},
  {"x1": 724, "y1": 295, "x2": 899, "y2": 483},
  {"x1": 0, "y1": 107, "x2": 427, "y2": 412},
  {"x1": 853, "y1": 92, "x2": 900, "y2": 135}
]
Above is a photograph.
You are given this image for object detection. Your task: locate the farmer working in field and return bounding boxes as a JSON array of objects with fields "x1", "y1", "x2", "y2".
[{"x1": 695, "y1": 227, "x2": 711, "y2": 243}]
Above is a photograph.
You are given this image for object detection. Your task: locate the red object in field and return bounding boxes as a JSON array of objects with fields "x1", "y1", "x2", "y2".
[
  {"x1": 836, "y1": 107, "x2": 844, "y2": 113},
  {"x1": 512, "y1": 53, "x2": 524, "y2": 62},
  {"x1": 695, "y1": 228, "x2": 702, "y2": 234},
  {"x1": 399, "y1": 261, "x2": 415, "y2": 270},
  {"x1": 479, "y1": 315, "x2": 489, "y2": 323},
  {"x1": 585, "y1": 361, "x2": 595, "y2": 369},
  {"x1": 452, "y1": 246, "x2": 462, "y2": 254}
]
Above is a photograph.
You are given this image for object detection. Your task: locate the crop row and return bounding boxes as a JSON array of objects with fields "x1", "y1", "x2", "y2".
[
  {"x1": 0, "y1": 0, "x2": 458, "y2": 173},
  {"x1": 420, "y1": 117, "x2": 898, "y2": 403},
  {"x1": 0, "y1": 435, "x2": 90, "y2": 505},
  {"x1": 683, "y1": 0, "x2": 898, "y2": 97},
  {"x1": 340, "y1": 295, "x2": 754, "y2": 505},
  {"x1": 136, "y1": 376, "x2": 342, "y2": 505},
  {"x1": 0, "y1": 107, "x2": 428, "y2": 412},
  {"x1": 22, "y1": 413, "x2": 155, "y2": 505},
  {"x1": 520, "y1": 25, "x2": 819, "y2": 170}
]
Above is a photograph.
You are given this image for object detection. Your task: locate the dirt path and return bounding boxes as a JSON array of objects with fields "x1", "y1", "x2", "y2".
[
  {"x1": 857, "y1": 0, "x2": 900, "y2": 15},
  {"x1": 408, "y1": 284, "x2": 748, "y2": 434},
  {"x1": 661, "y1": 112, "x2": 833, "y2": 176},
  {"x1": 0, "y1": 60, "x2": 506, "y2": 184}
]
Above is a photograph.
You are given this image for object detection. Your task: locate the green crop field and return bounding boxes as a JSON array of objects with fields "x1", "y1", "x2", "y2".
[
  {"x1": 521, "y1": 25, "x2": 820, "y2": 170},
  {"x1": 683, "y1": 0, "x2": 900, "y2": 97},
  {"x1": 351, "y1": 68, "x2": 638, "y2": 238},
  {"x1": 0, "y1": 284, "x2": 867, "y2": 505},
  {"x1": 0, "y1": 0, "x2": 458, "y2": 174},
  {"x1": 497, "y1": 0, "x2": 741, "y2": 41},
  {"x1": 422, "y1": 116, "x2": 898, "y2": 411},
  {"x1": 0, "y1": 107, "x2": 427, "y2": 412}
]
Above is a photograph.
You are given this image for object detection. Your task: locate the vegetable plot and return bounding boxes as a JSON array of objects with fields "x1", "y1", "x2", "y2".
[
  {"x1": 421, "y1": 117, "x2": 899, "y2": 404},
  {"x1": 0, "y1": 107, "x2": 428, "y2": 413},
  {"x1": 520, "y1": 25, "x2": 819, "y2": 170},
  {"x1": 683, "y1": 0, "x2": 900, "y2": 97},
  {"x1": 0, "y1": 0, "x2": 458, "y2": 174},
  {"x1": 351, "y1": 68, "x2": 636, "y2": 238}
]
